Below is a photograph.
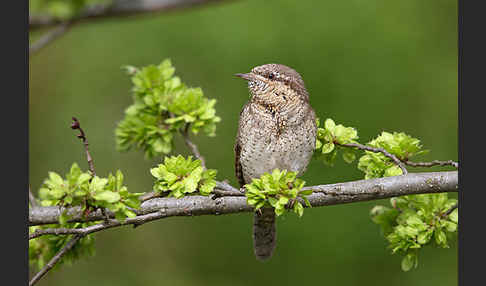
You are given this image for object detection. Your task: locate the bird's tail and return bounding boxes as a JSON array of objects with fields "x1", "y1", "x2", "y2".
[{"x1": 253, "y1": 207, "x2": 276, "y2": 261}]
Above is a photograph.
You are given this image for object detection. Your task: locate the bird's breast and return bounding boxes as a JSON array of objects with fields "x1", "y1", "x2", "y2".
[{"x1": 237, "y1": 109, "x2": 316, "y2": 183}]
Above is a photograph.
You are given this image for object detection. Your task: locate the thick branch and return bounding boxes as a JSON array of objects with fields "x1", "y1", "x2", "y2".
[
  {"x1": 29, "y1": 171, "x2": 457, "y2": 227},
  {"x1": 29, "y1": 235, "x2": 82, "y2": 286},
  {"x1": 29, "y1": 0, "x2": 235, "y2": 29}
]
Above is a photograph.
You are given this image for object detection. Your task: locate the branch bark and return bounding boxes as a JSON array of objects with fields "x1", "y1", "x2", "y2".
[
  {"x1": 29, "y1": 171, "x2": 458, "y2": 227},
  {"x1": 29, "y1": 235, "x2": 83, "y2": 286},
  {"x1": 404, "y1": 160, "x2": 459, "y2": 169},
  {"x1": 71, "y1": 117, "x2": 96, "y2": 177},
  {"x1": 181, "y1": 123, "x2": 206, "y2": 169},
  {"x1": 29, "y1": 185, "x2": 38, "y2": 208},
  {"x1": 338, "y1": 142, "x2": 409, "y2": 175}
]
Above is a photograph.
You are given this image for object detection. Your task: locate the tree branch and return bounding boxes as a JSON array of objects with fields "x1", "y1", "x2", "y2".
[
  {"x1": 29, "y1": 185, "x2": 38, "y2": 208},
  {"x1": 441, "y1": 202, "x2": 458, "y2": 218},
  {"x1": 29, "y1": 235, "x2": 83, "y2": 286},
  {"x1": 404, "y1": 160, "x2": 459, "y2": 169},
  {"x1": 29, "y1": 22, "x2": 71, "y2": 55},
  {"x1": 338, "y1": 142, "x2": 409, "y2": 175},
  {"x1": 29, "y1": 171, "x2": 458, "y2": 228},
  {"x1": 71, "y1": 117, "x2": 96, "y2": 177},
  {"x1": 29, "y1": 0, "x2": 235, "y2": 30},
  {"x1": 181, "y1": 123, "x2": 206, "y2": 169},
  {"x1": 337, "y1": 142, "x2": 458, "y2": 172}
]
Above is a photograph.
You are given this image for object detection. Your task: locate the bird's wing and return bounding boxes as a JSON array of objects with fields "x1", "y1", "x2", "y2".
[{"x1": 234, "y1": 140, "x2": 245, "y2": 188}]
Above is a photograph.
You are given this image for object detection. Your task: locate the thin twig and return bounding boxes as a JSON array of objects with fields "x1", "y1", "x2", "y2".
[
  {"x1": 30, "y1": 228, "x2": 85, "y2": 240},
  {"x1": 212, "y1": 181, "x2": 244, "y2": 197},
  {"x1": 71, "y1": 117, "x2": 96, "y2": 177},
  {"x1": 29, "y1": 235, "x2": 83, "y2": 286},
  {"x1": 441, "y1": 203, "x2": 458, "y2": 218},
  {"x1": 29, "y1": 22, "x2": 71, "y2": 55},
  {"x1": 139, "y1": 191, "x2": 163, "y2": 202},
  {"x1": 70, "y1": 117, "x2": 111, "y2": 223},
  {"x1": 30, "y1": 212, "x2": 171, "y2": 240},
  {"x1": 404, "y1": 160, "x2": 458, "y2": 169},
  {"x1": 181, "y1": 123, "x2": 206, "y2": 169},
  {"x1": 29, "y1": 185, "x2": 38, "y2": 208},
  {"x1": 338, "y1": 142, "x2": 408, "y2": 175}
]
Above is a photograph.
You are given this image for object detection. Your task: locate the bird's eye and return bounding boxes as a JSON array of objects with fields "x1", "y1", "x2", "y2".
[{"x1": 268, "y1": 73, "x2": 274, "y2": 79}]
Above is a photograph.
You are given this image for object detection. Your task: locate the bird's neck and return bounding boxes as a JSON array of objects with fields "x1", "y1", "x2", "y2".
[{"x1": 249, "y1": 96, "x2": 308, "y2": 125}]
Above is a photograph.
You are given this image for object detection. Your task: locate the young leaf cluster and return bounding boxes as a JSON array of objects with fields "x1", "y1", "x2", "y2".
[
  {"x1": 358, "y1": 131, "x2": 428, "y2": 179},
  {"x1": 244, "y1": 169, "x2": 311, "y2": 217},
  {"x1": 151, "y1": 155, "x2": 217, "y2": 198},
  {"x1": 30, "y1": 163, "x2": 143, "y2": 271},
  {"x1": 370, "y1": 194, "x2": 458, "y2": 271},
  {"x1": 314, "y1": 118, "x2": 359, "y2": 166},
  {"x1": 29, "y1": 0, "x2": 112, "y2": 21},
  {"x1": 39, "y1": 163, "x2": 142, "y2": 223},
  {"x1": 29, "y1": 223, "x2": 96, "y2": 271},
  {"x1": 116, "y1": 59, "x2": 221, "y2": 159}
]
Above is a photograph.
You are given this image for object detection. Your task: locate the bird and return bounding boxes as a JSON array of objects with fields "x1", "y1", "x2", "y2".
[{"x1": 234, "y1": 63, "x2": 317, "y2": 261}]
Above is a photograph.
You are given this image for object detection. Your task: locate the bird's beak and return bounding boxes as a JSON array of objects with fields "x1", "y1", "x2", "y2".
[{"x1": 234, "y1": 73, "x2": 255, "y2": 81}]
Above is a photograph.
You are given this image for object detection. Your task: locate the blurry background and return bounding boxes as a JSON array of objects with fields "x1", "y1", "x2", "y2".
[{"x1": 29, "y1": 0, "x2": 458, "y2": 285}]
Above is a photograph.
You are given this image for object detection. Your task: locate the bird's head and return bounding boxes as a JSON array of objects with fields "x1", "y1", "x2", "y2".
[{"x1": 235, "y1": 63, "x2": 309, "y2": 108}]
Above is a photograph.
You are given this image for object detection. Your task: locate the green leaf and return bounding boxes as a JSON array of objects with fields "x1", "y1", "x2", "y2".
[
  {"x1": 48, "y1": 172, "x2": 64, "y2": 187},
  {"x1": 302, "y1": 196, "x2": 311, "y2": 207},
  {"x1": 324, "y1": 118, "x2": 335, "y2": 131},
  {"x1": 115, "y1": 59, "x2": 220, "y2": 159},
  {"x1": 449, "y1": 209, "x2": 458, "y2": 223},
  {"x1": 124, "y1": 210, "x2": 137, "y2": 218},
  {"x1": 77, "y1": 173, "x2": 91, "y2": 185},
  {"x1": 278, "y1": 196, "x2": 289, "y2": 204},
  {"x1": 293, "y1": 202, "x2": 304, "y2": 217},
  {"x1": 151, "y1": 156, "x2": 217, "y2": 198},
  {"x1": 417, "y1": 230, "x2": 433, "y2": 244},
  {"x1": 244, "y1": 169, "x2": 306, "y2": 217},
  {"x1": 384, "y1": 165, "x2": 403, "y2": 177},
  {"x1": 89, "y1": 177, "x2": 108, "y2": 193},
  {"x1": 268, "y1": 197, "x2": 278, "y2": 207},
  {"x1": 59, "y1": 211, "x2": 70, "y2": 225},
  {"x1": 275, "y1": 205, "x2": 285, "y2": 216},
  {"x1": 321, "y1": 142, "x2": 335, "y2": 154},
  {"x1": 443, "y1": 221, "x2": 457, "y2": 232},
  {"x1": 92, "y1": 191, "x2": 121, "y2": 203},
  {"x1": 434, "y1": 229, "x2": 448, "y2": 247},
  {"x1": 299, "y1": 190, "x2": 313, "y2": 196},
  {"x1": 49, "y1": 187, "x2": 66, "y2": 200},
  {"x1": 200, "y1": 180, "x2": 216, "y2": 196},
  {"x1": 401, "y1": 253, "x2": 416, "y2": 272},
  {"x1": 342, "y1": 149, "x2": 356, "y2": 163}
]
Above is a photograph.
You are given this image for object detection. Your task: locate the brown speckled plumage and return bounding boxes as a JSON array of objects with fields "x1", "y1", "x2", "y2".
[{"x1": 234, "y1": 63, "x2": 317, "y2": 261}]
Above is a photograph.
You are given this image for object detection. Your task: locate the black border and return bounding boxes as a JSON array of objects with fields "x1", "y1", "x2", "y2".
[
  {"x1": 457, "y1": 0, "x2": 463, "y2": 285},
  {"x1": 4, "y1": 0, "x2": 29, "y2": 284},
  {"x1": 458, "y1": 0, "x2": 486, "y2": 286}
]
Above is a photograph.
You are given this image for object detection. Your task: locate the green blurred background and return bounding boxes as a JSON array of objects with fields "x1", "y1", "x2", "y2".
[{"x1": 29, "y1": 0, "x2": 458, "y2": 285}]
